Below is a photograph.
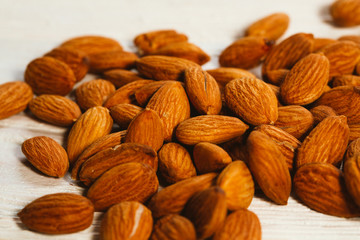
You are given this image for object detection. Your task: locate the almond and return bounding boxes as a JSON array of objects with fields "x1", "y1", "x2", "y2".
[
  {"x1": 206, "y1": 67, "x2": 256, "y2": 89},
  {"x1": 87, "y1": 162, "x2": 158, "y2": 211},
  {"x1": 294, "y1": 162, "x2": 360, "y2": 217},
  {"x1": 221, "y1": 135, "x2": 249, "y2": 163},
  {"x1": 357, "y1": 62, "x2": 360, "y2": 75},
  {"x1": 18, "y1": 193, "x2": 94, "y2": 234},
  {"x1": 339, "y1": 35, "x2": 360, "y2": 44},
  {"x1": 247, "y1": 130, "x2": 291, "y2": 205},
  {"x1": 101, "y1": 201, "x2": 153, "y2": 240},
  {"x1": 344, "y1": 153, "x2": 360, "y2": 207},
  {"x1": 0, "y1": 81, "x2": 33, "y2": 120},
  {"x1": 67, "y1": 106, "x2": 113, "y2": 165},
  {"x1": 176, "y1": 115, "x2": 249, "y2": 145},
  {"x1": 266, "y1": 69, "x2": 289, "y2": 86},
  {"x1": 349, "y1": 124, "x2": 360, "y2": 141},
  {"x1": 135, "y1": 81, "x2": 168, "y2": 106},
  {"x1": 184, "y1": 67, "x2": 222, "y2": 115},
  {"x1": 103, "y1": 69, "x2": 146, "y2": 88},
  {"x1": 313, "y1": 38, "x2": 338, "y2": 52},
  {"x1": 89, "y1": 50, "x2": 138, "y2": 73},
  {"x1": 29, "y1": 94, "x2": 81, "y2": 127},
  {"x1": 345, "y1": 137, "x2": 360, "y2": 159},
  {"x1": 22, "y1": 136, "x2": 69, "y2": 177},
  {"x1": 266, "y1": 83, "x2": 283, "y2": 105},
  {"x1": 224, "y1": 77, "x2": 278, "y2": 125},
  {"x1": 216, "y1": 160, "x2": 254, "y2": 210},
  {"x1": 332, "y1": 74, "x2": 360, "y2": 87},
  {"x1": 330, "y1": 0, "x2": 360, "y2": 27},
  {"x1": 309, "y1": 105, "x2": 337, "y2": 125},
  {"x1": 110, "y1": 103, "x2": 143, "y2": 129},
  {"x1": 151, "y1": 214, "x2": 196, "y2": 240}
]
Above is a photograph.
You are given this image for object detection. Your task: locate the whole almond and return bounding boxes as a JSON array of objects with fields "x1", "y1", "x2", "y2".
[
  {"x1": 101, "y1": 201, "x2": 153, "y2": 240},
  {"x1": 0, "y1": 81, "x2": 33, "y2": 120},
  {"x1": 67, "y1": 106, "x2": 113, "y2": 165},
  {"x1": 224, "y1": 77, "x2": 278, "y2": 125},
  {"x1": 184, "y1": 67, "x2": 222, "y2": 115},
  {"x1": 18, "y1": 193, "x2": 94, "y2": 234},
  {"x1": 206, "y1": 67, "x2": 256, "y2": 89},
  {"x1": 22, "y1": 136, "x2": 69, "y2": 177},
  {"x1": 110, "y1": 103, "x2": 143, "y2": 129},
  {"x1": 294, "y1": 162, "x2": 360, "y2": 217},
  {"x1": 89, "y1": 50, "x2": 138, "y2": 73},
  {"x1": 103, "y1": 69, "x2": 146, "y2": 88},
  {"x1": 332, "y1": 75, "x2": 360, "y2": 87},
  {"x1": 87, "y1": 162, "x2": 158, "y2": 211},
  {"x1": 24, "y1": 56, "x2": 76, "y2": 95},
  {"x1": 344, "y1": 153, "x2": 360, "y2": 207},
  {"x1": 135, "y1": 81, "x2": 168, "y2": 106},
  {"x1": 176, "y1": 115, "x2": 249, "y2": 145},
  {"x1": 151, "y1": 214, "x2": 196, "y2": 240},
  {"x1": 309, "y1": 105, "x2": 337, "y2": 125},
  {"x1": 330, "y1": 0, "x2": 360, "y2": 27}
]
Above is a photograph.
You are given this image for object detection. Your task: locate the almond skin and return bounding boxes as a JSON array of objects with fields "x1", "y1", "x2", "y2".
[
  {"x1": 18, "y1": 193, "x2": 94, "y2": 234},
  {"x1": 101, "y1": 201, "x2": 153, "y2": 240},
  {"x1": 67, "y1": 106, "x2": 113, "y2": 165},
  {"x1": 332, "y1": 75, "x2": 360, "y2": 87},
  {"x1": 313, "y1": 38, "x2": 338, "y2": 52},
  {"x1": 103, "y1": 69, "x2": 146, "y2": 88},
  {"x1": 266, "y1": 69, "x2": 289, "y2": 86},
  {"x1": 349, "y1": 124, "x2": 360, "y2": 141},
  {"x1": 151, "y1": 214, "x2": 196, "y2": 240},
  {"x1": 89, "y1": 50, "x2": 139, "y2": 73},
  {"x1": 294, "y1": 162, "x2": 360, "y2": 217},
  {"x1": 24, "y1": 56, "x2": 76, "y2": 95},
  {"x1": 29, "y1": 94, "x2": 81, "y2": 127},
  {"x1": 339, "y1": 35, "x2": 360, "y2": 44},
  {"x1": 345, "y1": 137, "x2": 360, "y2": 159},
  {"x1": 224, "y1": 77, "x2": 278, "y2": 125},
  {"x1": 280, "y1": 53, "x2": 330, "y2": 105},
  {"x1": 135, "y1": 81, "x2": 168, "y2": 106},
  {"x1": 330, "y1": 0, "x2": 360, "y2": 27},
  {"x1": 110, "y1": 103, "x2": 143, "y2": 129},
  {"x1": 216, "y1": 160, "x2": 254, "y2": 210},
  {"x1": 247, "y1": 130, "x2": 291, "y2": 205},
  {"x1": 22, "y1": 136, "x2": 69, "y2": 177},
  {"x1": 184, "y1": 67, "x2": 222, "y2": 115},
  {"x1": 206, "y1": 67, "x2": 256, "y2": 89},
  {"x1": 344, "y1": 153, "x2": 360, "y2": 207},
  {"x1": 296, "y1": 116, "x2": 349, "y2": 168},
  {"x1": 309, "y1": 105, "x2": 337, "y2": 125},
  {"x1": 0, "y1": 81, "x2": 33, "y2": 120},
  {"x1": 176, "y1": 115, "x2": 249, "y2": 145},
  {"x1": 87, "y1": 162, "x2": 159, "y2": 211}
]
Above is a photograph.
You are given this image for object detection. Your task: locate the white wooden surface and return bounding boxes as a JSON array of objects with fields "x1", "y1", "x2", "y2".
[{"x1": 0, "y1": 0, "x2": 360, "y2": 239}]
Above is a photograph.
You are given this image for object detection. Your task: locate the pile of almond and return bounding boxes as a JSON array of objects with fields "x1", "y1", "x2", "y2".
[{"x1": 1, "y1": 0, "x2": 360, "y2": 239}]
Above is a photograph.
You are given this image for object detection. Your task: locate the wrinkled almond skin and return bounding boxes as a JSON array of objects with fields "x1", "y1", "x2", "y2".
[
  {"x1": 280, "y1": 53, "x2": 330, "y2": 105},
  {"x1": 185, "y1": 67, "x2": 222, "y2": 115},
  {"x1": 213, "y1": 209, "x2": 261, "y2": 240},
  {"x1": 294, "y1": 163, "x2": 360, "y2": 217},
  {"x1": 67, "y1": 106, "x2": 113, "y2": 165},
  {"x1": 29, "y1": 94, "x2": 81, "y2": 127},
  {"x1": 296, "y1": 116, "x2": 349, "y2": 168},
  {"x1": 266, "y1": 69, "x2": 289, "y2": 86},
  {"x1": 221, "y1": 135, "x2": 249, "y2": 163},
  {"x1": 101, "y1": 201, "x2": 153, "y2": 240},
  {"x1": 247, "y1": 130, "x2": 291, "y2": 205},
  {"x1": 158, "y1": 142, "x2": 197, "y2": 184},
  {"x1": 332, "y1": 75, "x2": 360, "y2": 87},
  {"x1": 110, "y1": 104, "x2": 143, "y2": 129},
  {"x1": 193, "y1": 142, "x2": 232, "y2": 174},
  {"x1": 151, "y1": 214, "x2": 196, "y2": 240},
  {"x1": 103, "y1": 69, "x2": 146, "y2": 88},
  {"x1": 313, "y1": 38, "x2": 338, "y2": 52},
  {"x1": 22, "y1": 136, "x2": 69, "y2": 177},
  {"x1": 25, "y1": 56, "x2": 76, "y2": 96},
  {"x1": 135, "y1": 55, "x2": 200, "y2": 81},
  {"x1": 224, "y1": 77, "x2": 278, "y2": 125},
  {"x1": 87, "y1": 162, "x2": 159, "y2": 211},
  {"x1": 339, "y1": 35, "x2": 360, "y2": 44},
  {"x1": 176, "y1": 115, "x2": 249, "y2": 145},
  {"x1": 76, "y1": 79, "x2": 115, "y2": 110},
  {"x1": 206, "y1": 67, "x2": 256, "y2": 89},
  {"x1": 148, "y1": 173, "x2": 217, "y2": 219},
  {"x1": 246, "y1": 12, "x2": 289, "y2": 40},
  {"x1": 216, "y1": 161, "x2": 254, "y2": 210},
  {"x1": 135, "y1": 81, "x2": 168, "y2": 106},
  {"x1": 183, "y1": 187, "x2": 227, "y2": 239},
  {"x1": 330, "y1": 0, "x2": 360, "y2": 27},
  {"x1": 147, "y1": 81, "x2": 190, "y2": 141},
  {"x1": 349, "y1": 124, "x2": 360, "y2": 141},
  {"x1": 345, "y1": 138, "x2": 360, "y2": 159},
  {"x1": 79, "y1": 143, "x2": 157, "y2": 186},
  {"x1": 0, "y1": 81, "x2": 33, "y2": 120},
  {"x1": 309, "y1": 105, "x2": 337, "y2": 125},
  {"x1": 89, "y1": 50, "x2": 139, "y2": 73},
  {"x1": 344, "y1": 154, "x2": 360, "y2": 207},
  {"x1": 18, "y1": 193, "x2": 94, "y2": 234}
]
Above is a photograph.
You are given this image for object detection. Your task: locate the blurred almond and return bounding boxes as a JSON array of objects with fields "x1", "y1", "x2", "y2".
[
  {"x1": 338, "y1": 35, "x2": 360, "y2": 45},
  {"x1": 103, "y1": 69, "x2": 146, "y2": 88},
  {"x1": 151, "y1": 214, "x2": 196, "y2": 240},
  {"x1": 344, "y1": 153, "x2": 360, "y2": 207},
  {"x1": 330, "y1": 0, "x2": 360, "y2": 27},
  {"x1": 309, "y1": 105, "x2": 337, "y2": 125},
  {"x1": 313, "y1": 38, "x2": 338, "y2": 52},
  {"x1": 110, "y1": 103, "x2": 143, "y2": 129},
  {"x1": 89, "y1": 50, "x2": 138, "y2": 73}
]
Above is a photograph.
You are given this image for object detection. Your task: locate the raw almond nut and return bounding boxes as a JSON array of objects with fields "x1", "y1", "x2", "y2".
[
  {"x1": 149, "y1": 41, "x2": 210, "y2": 65},
  {"x1": 110, "y1": 104, "x2": 143, "y2": 129},
  {"x1": 280, "y1": 53, "x2": 330, "y2": 105},
  {"x1": 67, "y1": 106, "x2": 113, "y2": 165},
  {"x1": 182, "y1": 187, "x2": 227, "y2": 239},
  {"x1": 330, "y1": 0, "x2": 360, "y2": 27},
  {"x1": 22, "y1": 136, "x2": 69, "y2": 177},
  {"x1": 294, "y1": 162, "x2": 360, "y2": 217},
  {"x1": 221, "y1": 135, "x2": 249, "y2": 163},
  {"x1": 135, "y1": 55, "x2": 200, "y2": 81},
  {"x1": 266, "y1": 69, "x2": 289, "y2": 86},
  {"x1": 296, "y1": 116, "x2": 349, "y2": 168},
  {"x1": 193, "y1": 142, "x2": 232, "y2": 174},
  {"x1": 247, "y1": 130, "x2": 291, "y2": 205},
  {"x1": 87, "y1": 162, "x2": 158, "y2": 211},
  {"x1": 184, "y1": 67, "x2": 222, "y2": 115},
  {"x1": 147, "y1": 81, "x2": 190, "y2": 141},
  {"x1": 158, "y1": 142, "x2": 197, "y2": 184},
  {"x1": 103, "y1": 69, "x2": 146, "y2": 88},
  {"x1": 274, "y1": 105, "x2": 314, "y2": 140},
  {"x1": 332, "y1": 75, "x2": 360, "y2": 87},
  {"x1": 24, "y1": 56, "x2": 76, "y2": 95},
  {"x1": 18, "y1": 193, "x2": 94, "y2": 234},
  {"x1": 339, "y1": 35, "x2": 360, "y2": 45},
  {"x1": 101, "y1": 201, "x2": 153, "y2": 240},
  {"x1": 313, "y1": 38, "x2": 338, "y2": 52},
  {"x1": 89, "y1": 50, "x2": 139, "y2": 73},
  {"x1": 224, "y1": 77, "x2": 278, "y2": 125},
  {"x1": 345, "y1": 138, "x2": 360, "y2": 159},
  {"x1": 148, "y1": 173, "x2": 217, "y2": 218},
  {"x1": 309, "y1": 105, "x2": 337, "y2": 125},
  {"x1": 135, "y1": 81, "x2": 168, "y2": 106},
  {"x1": 176, "y1": 115, "x2": 249, "y2": 145},
  {"x1": 266, "y1": 83, "x2": 282, "y2": 105},
  {"x1": 0, "y1": 81, "x2": 33, "y2": 120},
  {"x1": 349, "y1": 124, "x2": 360, "y2": 141},
  {"x1": 216, "y1": 161, "x2": 254, "y2": 210},
  {"x1": 151, "y1": 214, "x2": 196, "y2": 240},
  {"x1": 79, "y1": 143, "x2": 157, "y2": 186},
  {"x1": 245, "y1": 12, "x2": 290, "y2": 40},
  {"x1": 344, "y1": 153, "x2": 360, "y2": 207},
  {"x1": 75, "y1": 79, "x2": 115, "y2": 110},
  {"x1": 29, "y1": 94, "x2": 81, "y2": 127},
  {"x1": 206, "y1": 67, "x2": 256, "y2": 89},
  {"x1": 213, "y1": 209, "x2": 261, "y2": 240},
  {"x1": 219, "y1": 36, "x2": 273, "y2": 69}
]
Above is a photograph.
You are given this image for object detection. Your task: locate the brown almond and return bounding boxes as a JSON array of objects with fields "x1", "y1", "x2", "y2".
[
  {"x1": 349, "y1": 124, "x2": 360, "y2": 141},
  {"x1": 313, "y1": 38, "x2": 338, "y2": 52},
  {"x1": 110, "y1": 103, "x2": 143, "y2": 129},
  {"x1": 151, "y1": 214, "x2": 196, "y2": 240},
  {"x1": 135, "y1": 81, "x2": 168, "y2": 106},
  {"x1": 266, "y1": 69, "x2": 289, "y2": 86},
  {"x1": 330, "y1": 0, "x2": 360, "y2": 27},
  {"x1": 339, "y1": 35, "x2": 360, "y2": 45},
  {"x1": 345, "y1": 137, "x2": 360, "y2": 159},
  {"x1": 89, "y1": 50, "x2": 138, "y2": 73},
  {"x1": 206, "y1": 67, "x2": 256, "y2": 89},
  {"x1": 221, "y1": 135, "x2": 249, "y2": 163},
  {"x1": 309, "y1": 105, "x2": 337, "y2": 125},
  {"x1": 103, "y1": 69, "x2": 146, "y2": 88},
  {"x1": 344, "y1": 154, "x2": 360, "y2": 207},
  {"x1": 332, "y1": 75, "x2": 360, "y2": 87}
]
